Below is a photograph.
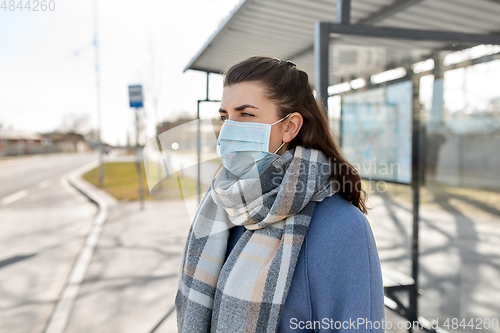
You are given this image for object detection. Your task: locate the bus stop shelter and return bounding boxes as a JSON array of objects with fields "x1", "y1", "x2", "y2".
[{"x1": 183, "y1": 0, "x2": 500, "y2": 331}]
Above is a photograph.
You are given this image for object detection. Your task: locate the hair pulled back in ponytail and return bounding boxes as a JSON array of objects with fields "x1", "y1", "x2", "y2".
[{"x1": 222, "y1": 56, "x2": 369, "y2": 214}]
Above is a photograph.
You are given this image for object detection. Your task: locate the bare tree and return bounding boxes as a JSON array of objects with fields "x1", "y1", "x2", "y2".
[
  {"x1": 135, "y1": 31, "x2": 164, "y2": 146},
  {"x1": 59, "y1": 113, "x2": 92, "y2": 135}
]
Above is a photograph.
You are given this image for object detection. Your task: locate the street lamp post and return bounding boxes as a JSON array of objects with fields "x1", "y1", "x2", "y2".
[{"x1": 93, "y1": 0, "x2": 104, "y2": 184}]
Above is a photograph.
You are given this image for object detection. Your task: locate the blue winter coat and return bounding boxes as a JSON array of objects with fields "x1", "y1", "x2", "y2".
[{"x1": 224, "y1": 193, "x2": 385, "y2": 332}]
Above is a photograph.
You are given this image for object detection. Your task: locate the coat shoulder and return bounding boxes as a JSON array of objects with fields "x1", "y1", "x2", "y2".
[{"x1": 309, "y1": 193, "x2": 371, "y2": 247}]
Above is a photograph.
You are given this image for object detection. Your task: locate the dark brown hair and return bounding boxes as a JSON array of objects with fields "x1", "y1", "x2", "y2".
[{"x1": 222, "y1": 56, "x2": 369, "y2": 214}]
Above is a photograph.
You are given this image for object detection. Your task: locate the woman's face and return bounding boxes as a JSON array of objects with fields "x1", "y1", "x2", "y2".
[{"x1": 219, "y1": 81, "x2": 302, "y2": 155}]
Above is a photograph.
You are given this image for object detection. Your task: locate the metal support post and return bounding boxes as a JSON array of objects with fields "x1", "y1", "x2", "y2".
[
  {"x1": 409, "y1": 73, "x2": 422, "y2": 329},
  {"x1": 196, "y1": 72, "x2": 211, "y2": 206},
  {"x1": 314, "y1": 22, "x2": 330, "y2": 118},
  {"x1": 156, "y1": 125, "x2": 163, "y2": 190},
  {"x1": 93, "y1": 0, "x2": 104, "y2": 185},
  {"x1": 197, "y1": 100, "x2": 201, "y2": 206},
  {"x1": 336, "y1": 0, "x2": 351, "y2": 24},
  {"x1": 135, "y1": 108, "x2": 145, "y2": 210}
]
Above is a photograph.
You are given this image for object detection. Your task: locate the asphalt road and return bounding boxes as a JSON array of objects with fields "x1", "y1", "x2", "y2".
[{"x1": 0, "y1": 153, "x2": 99, "y2": 333}]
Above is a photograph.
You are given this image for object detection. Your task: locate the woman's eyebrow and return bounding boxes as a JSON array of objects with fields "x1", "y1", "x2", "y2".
[{"x1": 219, "y1": 104, "x2": 259, "y2": 113}]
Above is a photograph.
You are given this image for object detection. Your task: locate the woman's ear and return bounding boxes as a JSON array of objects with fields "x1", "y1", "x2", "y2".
[{"x1": 282, "y1": 112, "x2": 303, "y2": 143}]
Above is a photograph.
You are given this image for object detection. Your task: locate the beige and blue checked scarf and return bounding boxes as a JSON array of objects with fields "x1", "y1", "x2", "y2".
[{"x1": 175, "y1": 145, "x2": 339, "y2": 333}]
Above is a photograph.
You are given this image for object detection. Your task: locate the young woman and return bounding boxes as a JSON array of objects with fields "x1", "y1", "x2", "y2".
[{"x1": 175, "y1": 56, "x2": 385, "y2": 332}]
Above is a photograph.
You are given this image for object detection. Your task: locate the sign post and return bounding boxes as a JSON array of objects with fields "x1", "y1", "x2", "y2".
[{"x1": 128, "y1": 84, "x2": 145, "y2": 210}]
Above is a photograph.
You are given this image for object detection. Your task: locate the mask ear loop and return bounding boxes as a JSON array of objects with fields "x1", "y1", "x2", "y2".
[
  {"x1": 273, "y1": 141, "x2": 286, "y2": 154},
  {"x1": 271, "y1": 113, "x2": 293, "y2": 154},
  {"x1": 271, "y1": 112, "x2": 292, "y2": 126}
]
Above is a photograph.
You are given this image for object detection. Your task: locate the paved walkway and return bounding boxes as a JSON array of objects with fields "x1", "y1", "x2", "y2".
[
  {"x1": 367, "y1": 191, "x2": 500, "y2": 333},
  {"x1": 62, "y1": 198, "x2": 191, "y2": 333}
]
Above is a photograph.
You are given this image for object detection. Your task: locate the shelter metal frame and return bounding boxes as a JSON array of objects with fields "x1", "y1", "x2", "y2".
[
  {"x1": 197, "y1": 72, "x2": 221, "y2": 205},
  {"x1": 315, "y1": 1, "x2": 500, "y2": 332}
]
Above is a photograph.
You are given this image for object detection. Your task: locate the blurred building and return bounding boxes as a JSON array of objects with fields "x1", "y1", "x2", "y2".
[
  {"x1": 0, "y1": 130, "x2": 92, "y2": 157},
  {"x1": 156, "y1": 117, "x2": 194, "y2": 134},
  {"x1": 42, "y1": 132, "x2": 92, "y2": 153},
  {"x1": 0, "y1": 130, "x2": 45, "y2": 156}
]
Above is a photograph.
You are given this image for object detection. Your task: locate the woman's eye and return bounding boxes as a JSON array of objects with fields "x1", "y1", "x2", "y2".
[
  {"x1": 220, "y1": 115, "x2": 227, "y2": 121},
  {"x1": 241, "y1": 112, "x2": 253, "y2": 117}
]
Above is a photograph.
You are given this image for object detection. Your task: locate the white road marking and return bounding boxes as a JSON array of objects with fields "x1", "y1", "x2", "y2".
[
  {"x1": 44, "y1": 160, "x2": 107, "y2": 333},
  {"x1": 1, "y1": 190, "x2": 28, "y2": 205},
  {"x1": 38, "y1": 179, "x2": 53, "y2": 189}
]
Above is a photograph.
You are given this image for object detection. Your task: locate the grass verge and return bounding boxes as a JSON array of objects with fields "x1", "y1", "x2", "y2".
[{"x1": 82, "y1": 162, "x2": 208, "y2": 201}]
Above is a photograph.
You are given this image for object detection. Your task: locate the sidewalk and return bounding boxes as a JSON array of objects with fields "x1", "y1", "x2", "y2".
[
  {"x1": 62, "y1": 197, "x2": 192, "y2": 333},
  {"x1": 47, "y1": 154, "x2": 194, "y2": 333},
  {"x1": 367, "y1": 191, "x2": 500, "y2": 333}
]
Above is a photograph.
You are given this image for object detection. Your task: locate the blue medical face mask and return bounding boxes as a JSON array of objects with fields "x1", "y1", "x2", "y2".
[{"x1": 216, "y1": 113, "x2": 291, "y2": 178}]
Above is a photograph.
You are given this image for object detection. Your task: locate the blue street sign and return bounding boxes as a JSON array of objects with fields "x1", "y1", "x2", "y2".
[{"x1": 129, "y1": 85, "x2": 143, "y2": 108}]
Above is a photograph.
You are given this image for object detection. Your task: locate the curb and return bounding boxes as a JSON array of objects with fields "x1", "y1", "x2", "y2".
[
  {"x1": 43, "y1": 161, "x2": 113, "y2": 333},
  {"x1": 67, "y1": 160, "x2": 118, "y2": 206}
]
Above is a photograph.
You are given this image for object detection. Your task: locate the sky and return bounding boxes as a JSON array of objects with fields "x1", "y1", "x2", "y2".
[
  {"x1": 2, "y1": 0, "x2": 499, "y2": 147},
  {"x1": 0, "y1": 0, "x2": 239, "y2": 146}
]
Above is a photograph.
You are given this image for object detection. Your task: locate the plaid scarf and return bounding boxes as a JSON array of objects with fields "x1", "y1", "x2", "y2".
[{"x1": 175, "y1": 145, "x2": 339, "y2": 333}]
